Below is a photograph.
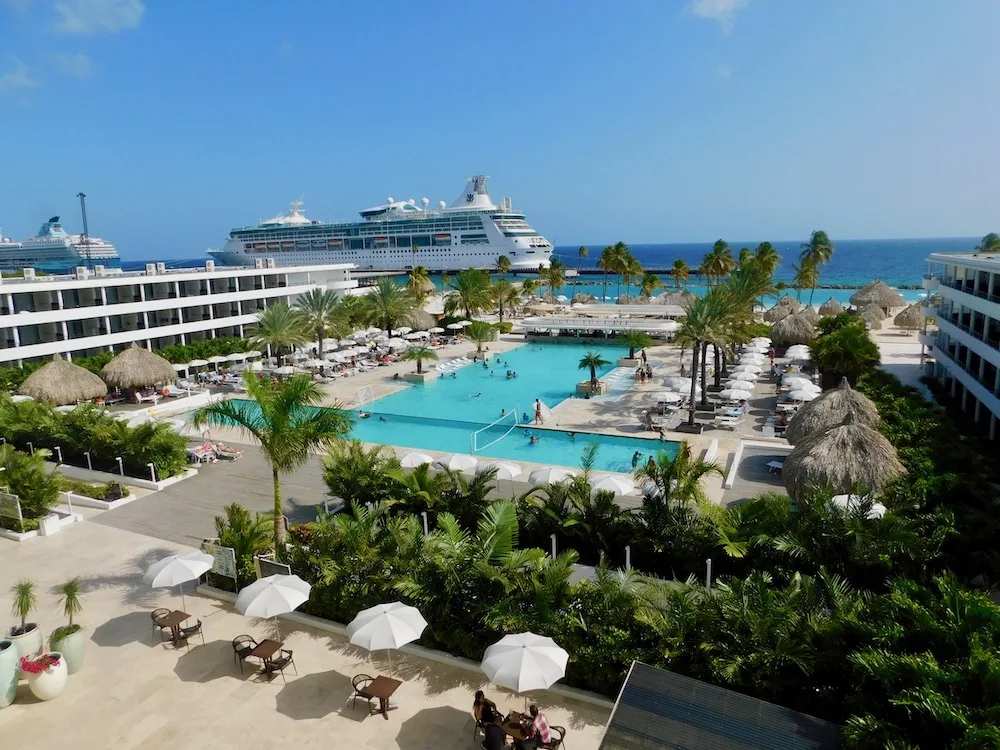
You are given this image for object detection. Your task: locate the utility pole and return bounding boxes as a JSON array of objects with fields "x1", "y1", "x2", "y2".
[{"x1": 77, "y1": 192, "x2": 90, "y2": 242}]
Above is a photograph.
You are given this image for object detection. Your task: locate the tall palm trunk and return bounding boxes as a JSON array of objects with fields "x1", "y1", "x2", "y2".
[
  {"x1": 699, "y1": 342, "x2": 710, "y2": 408},
  {"x1": 713, "y1": 344, "x2": 722, "y2": 388},
  {"x1": 316, "y1": 327, "x2": 324, "y2": 360},
  {"x1": 808, "y1": 283, "x2": 817, "y2": 306},
  {"x1": 687, "y1": 343, "x2": 701, "y2": 426},
  {"x1": 272, "y1": 468, "x2": 285, "y2": 553},
  {"x1": 602, "y1": 271, "x2": 608, "y2": 301}
]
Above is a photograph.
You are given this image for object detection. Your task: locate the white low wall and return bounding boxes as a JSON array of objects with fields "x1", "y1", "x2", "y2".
[
  {"x1": 64, "y1": 490, "x2": 137, "y2": 511},
  {"x1": 56, "y1": 463, "x2": 197, "y2": 491},
  {"x1": 724, "y1": 439, "x2": 793, "y2": 489},
  {"x1": 196, "y1": 584, "x2": 615, "y2": 711}
]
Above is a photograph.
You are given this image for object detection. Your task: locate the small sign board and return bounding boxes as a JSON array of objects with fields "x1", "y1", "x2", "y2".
[
  {"x1": 0, "y1": 492, "x2": 23, "y2": 530},
  {"x1": 256, "y1": 555, "x2": 292, "y2": 579},
  {"x1": 202, "y1": 541, "x2": 237, "y2": 579}
]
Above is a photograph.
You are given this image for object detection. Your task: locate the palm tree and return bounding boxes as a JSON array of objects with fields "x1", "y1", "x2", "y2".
[
  {"x1": 322, "y1": 439, "x2": 401, "y2": 510},
  {"x1": 465, "y1": 321, "x2": 495, "y2": 354},
  {"x1": 598, "y1": 245, "x2": 615, "y2": 301},
  {"x1": 410, "y1": 242, "x2": 420, "y2": 268},
  {"x1": 792, "y1": 261, "x2": 819, "y2": 303},
  {"x1": 336, "y1": 294, "x2": 367, "y2": 328},
  {"x1": 799, "y1": 230, "x2": 835, "y2": 305},
  {"x1": 675, "y1": 291, "x2": 727, "y2": 423},
  {"x1": 213, "y1": 503, "x2": 273, "y2": 586},
  {"x1": 738, "y1": 247, "x2": 752, "y2": 267},
  {"x1": 639, "y1": 272, "x2": 663, "y2": 298},
  {"x1": 387, "y1": 462, "x2": 449, "y2": 514},
  {"x1": 192, "y1": 372, "x2": 352, "y2": 551},
  {"x1": 293, "y1": 288, "x2": 347, "y2": 360},
  {"x1": 575, "y1": 246, "x2": 588, "y2": 298},
  {"x1": 402, "y1": 345, "x2": 438, "y2": 374},
  {"x1": 444, "y1": 269, "x2": 493, "y2": 319},
  {"x1": 811, "y1": 323, "x2": 881, "y2": 385},
  {"x1": 751, "y1": 242, "x2": 780, "y2": 276},
  {"x1": 407, "y1": 265, "x2": 433, "y2": 306},
  {"x1": 540, "y1": 259, "x2": 566, "y2": 298},
  {"x1": 362, "y1": 277, "x2": 416, "y2": 337},
  {"x1": 702, "y1": 239, "x2": 735, "y2": 286},
  {"x1": 611, "y1": 242, "x2": 630, "y2": 297},
  {"x1": 634, "y1": 443, "x2": 723, "y2": 505},
  {"x1": 670, "y1": 258, "x2": 690, "y2": 290},
  {"x1": 495, "y1": 255, "x2": 511, "y2": 275},
  {"x1": 520, "y1": 277, "x2": 540, "y2": 299},
  {"x1": 492, "y1": 278, "x2": 520, "y2": 323},
  {"x1": 249, "y1": 303, "x2": 309, "y2": 364},
  {"x1": 578, "y1": 350, "x2": 609, "y2": 387},
  {"x1": 618, "y1": 330, "x2": 653, "y2": 359},
  {"x1": 623, "y1": 253, "x2": 643, "y2": 299},
  {"x1": 974, "y1": 233, "x2": 1000, "y2": 253}
]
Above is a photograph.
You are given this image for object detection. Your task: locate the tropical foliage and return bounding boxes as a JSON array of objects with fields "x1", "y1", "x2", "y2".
[
  {"x1": 464, "y1": 321, "x2": 496, "y2": 353},
  {"x1": 812, "y1": 317, "x2": 881, "y2": 386},
  {"x1": 293, "y1": 288, "x2": 349, "y2": 359},
  {"x1": 402, "y1": 345, "x2": 438, "y2": 374},
  {"x1": 444, "y1": 269, "x2": 493, "y2": 319},
  {"x1": 249, "y1": 303, "x2": 309, "y2": 363},
  {"x1": 213, "y1": 502, "x2": 273, "y2": 588},
  {"x1": 0, "y1": 444, "x2": 63, "y2": 531},
  {"x1": 799, "y1": 230, "x2": 835, "y2": 305},
  {"x1": 362, "y1": 277, "x2": 417, "y2": 336},
  {"x1": 578, "y1": 350, "x2": 609, "y2": 386}
]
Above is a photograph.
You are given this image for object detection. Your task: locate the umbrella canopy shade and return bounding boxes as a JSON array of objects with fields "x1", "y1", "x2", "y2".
[
  {"x1": 818, "y1": 297, "x2": 845, "y2": 316},
  {"x1": 763, "y1": 304, "x2": 793, "y2": 323},
  {"x1": 400, "y1": 451, "x2": 433, "y2": 468},
  {"x1": 788, "y1": 389, "x2": 820, "y2": 402},
  {"x1": 445, "y1": 323, "x2": 464, "y2": 330},
  {"x1": 432, "y1": 453, "x2": 478, "y2": 471},
  {"x1": 386, "y1": 338, "x2": 408, "y2": 348},
  {"x1": 143, "y1": 551, "x2": 215, "y2": 588},
  {"x1": 244, "y1": 350, "x2": 262, "y2": 357},
  {"x1": 850, "y1": 280, "x2": 906, "y2": 310},
  {"x1": 728, "y1": 371, "x2": 757, "y2": 382},
  {"x1": 770, "y1": 313, "x2": 816, "y2": 346},
  {"x1": 227, "y1": 352, "x2": 248, "y2": 362},
  {"x1": 366, "y1": 327, "x2": 383, "y2": 334},
  {"x1": 208, "y1": 355, "x2": 228, "y2": 364},
  {"x1": 188, "y1": 359, "x2": 209, "y2": 367},
  {"x1": 591, "y1": 474, "x2": 635, "y2": 495},
  {"x1": 783, "y1": 412, "x2": 906, "y2": 500},
  {"x1": 172, "y1": 363, "x2": 189, "y2": 372},
  {"x1": 528, "y1": 467, "x2": 577, "y2": 485},
  {"x1": 831, "y1": 494, "x2": 887, "y2": 519},
  {"x1": 100, "y1": 344, "x2": 177, "y2": 388},
  {"x1": 719, "y1": 387, "x2": 752, "y2": 401},
  {"x1": 403, "y1": 332, "x2": 423, "y2": 340},
  {"x1": 274, "y1": 366, "x2": 296, "y2": 375},
  {"x1": 346, "y1": 602, "x2": 428, "y2": 651},
  {"x1": 396, "y1": 326, "x2": 413, "y2": 335},
  {"x1": 481, "y1": 633, "x2": 569, "y2": 693},
  {"x1": 352, "y1": 331, "x2": 370, "y2": 340},
  {"x1": 785, "y1": 345, "x2": 811, "y2": 354},
  {"x1": 303, "y1": 359, "x2": 325, "y2": 367},
  {"x1": 664, "y1": 376, "x2": 701, "y2": 396},
  {"x1": 784, "y1": 377, "x2": 880, "y2": 444},
  {"x1": 127, "y1": 412, "x2": 160, "y2": 427},
  {"x1": 739, "y1": 355, "x2": 766, "y2": 365},
  {"x1": 235, "y1": 574, "x2": 311, "y2": 619},
  {"x1": 477, "y1": 461, "x2": 523, "y2": 480},
  {"x1": 731, "y1": 365, "x2": 762, "y2": 374},
  {"x1": 458, "y1": 320, "x2": 473, "y2": 326},
  {"x1": 893, "y1": 304, "x2": 923, "y2": 330},
  {"x1": 17, "y1": 353, "x2": 108, "y2": 405},
  {"x1": 652, "y1": 391, "x2": 683, "y2": 403},
  {"x1": 428, "y1": 327, "x2": 445, "y2": 334},
  {"x1": 751, "y1": 337, "x2": 771, "y2": 344}
]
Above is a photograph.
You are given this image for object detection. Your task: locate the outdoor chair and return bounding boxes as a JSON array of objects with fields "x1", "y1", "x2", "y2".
[
  {"x1": 268, "y1": 649, "x2": 296, "y2": 684},
  {"x1": 352, "y1": 673, "x2": 375, "y2": 712},
  {"x1": 543, "y1": 726, "x2": 566, "y2": 749},
  {"x1": 151, "y1": 608, "x2": 171, "y2": 641},
  {"x1": 179, "y1": 619, "x2": 205, "y2": 649},
  {"x1": 232, "y1": 634, "x2": 258, "y2": 674}
]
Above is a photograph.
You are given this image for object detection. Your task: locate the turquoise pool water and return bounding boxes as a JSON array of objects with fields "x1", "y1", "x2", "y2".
[{"x1": 185, "y1": 343, "x2": 679, "y2": 471}]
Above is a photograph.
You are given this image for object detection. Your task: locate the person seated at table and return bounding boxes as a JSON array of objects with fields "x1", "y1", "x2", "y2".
[
  {"x1": 474, "y1": 690, "x2": 500, "y2": 724},
  {"x1": 483, "y1": 721, "x2": 507, "y2": 750},
  {"x1": 776, "y1": 411, "x2": 789, "y2": 427},
  {"x1": 515, "y1": 705, "x2": 551, "y2": 750}
]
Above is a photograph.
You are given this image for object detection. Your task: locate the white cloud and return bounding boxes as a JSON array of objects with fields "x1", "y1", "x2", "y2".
[
  {"x1": 54, "y1": 52, "x2": 94, "y2": 78},
  {"x1": 0, "y1": 57, "x2": 37, "y2": 92},
  {"x1": 716, "y1": 64, "x2": 732, "y2": 80},
  {"x1": 54, "y1": 0, "x2": 144, "y2": 34},
  {"x1": 689, "y1": 0, "x2": 750, "y2": 31}
]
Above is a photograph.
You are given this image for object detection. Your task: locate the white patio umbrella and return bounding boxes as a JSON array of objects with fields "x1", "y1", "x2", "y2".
[
  {"x1": 789, "y1": 353, "x2": 812, "y2": 362},
  {"x1": 400, "y1": 451, "x2": 433, "y2": 468},
  {"x1": 481, "y1": 632, "x2": 568, "y2": 694},
  {"x1": 346, "y1": 602, "x2": 428, "y2": 677},
  {"x1": 528, "y1": 467, "x2": 576, "y2": 485},
  {"x1": 751, "y1": 337, "x2": 771, "y2": 345},
  {"x1": 403, "y1": 332, "x2": 423, "y2": 340},
  {"x1": 274, "y1": 365, "x2": 296, "y2": 375},
  {"x1": 783, "y1": 377, "x2": 818, "y2": 391},
  {"x1": 395, "y1": 326, "x2": 413, "y2": 335},
  {"x1": 235, "y1": 574, "x2": 311, "y2": 639},
  {"x1": 788, "y1": 389, "x2": 820, "y2": 402},
  {"x1": 337, "y1": 339, "x2": 354, "y2": 348},
  {"x1": 591, "y1": 474, "x2": 635, "y2": 495},
  {"x1": 446, "y1": 323, "x2": 464, "y2": 330},
  {"x1": 366, "y1": 327, "x2": 383, "y2": 335},
  {"x1": 352, "y1": 331, "x2": 370, "y2": 340},
  {"x1": 730, "y1": 365, "x2": 762, "y2": 374},
  {"x1": 556, "y1": 295, "x2": 568, "y2": 303},
  {"x1": 244, "y1": 350, "x2": 262, "y2": 358},
  {"x1": 458, "y1": 320, "x2": 473, "y2": 327},
  {"x1": 227, "y1": 352, "x2": 248, "y2": 362},
  {"x1": 303, "y1": 358, "x2": 326, "y2": 368},
  {"x1": 433, "y1": 453, "x2": 478, "y2": 471},
  {"x1": 740, "y1": 353, "x2": 766, "y2": 362},
  {"x1": 664, "y1": 376, "x2": 701, "y2": 396},
  {"x1": 652, "y1": 391, "x2": 682, "y2": 403},
  {"x1": 428, "y1": 327, "x2": 445, "y2": 334},
  {"x1": 477, "y1": 461, "x2": 522, "y2": 480},
  {"x1": 172, "y1": 363, "x2": 189, "y2": 372},
  {"x1": 127, "y1": 412, "x2": 160, "y2": 427},
  {"x1": 831, "y1": 494, "x2": 887, "y2": 519},
  {"x1": 188, "y1": 359, "x2": 209, "y2": 368},
  {"x1": 386, "y1": 338, "x2": 408, "y2": 349},
  {"x1": 728, "y1": 371, "x2": 758, "y2": 382},
  {"x1": 719, "y1": 387, "x2": 752, "y2": 401},
  {"x1": 143, "y1": 551, "x2": 215, "y2": 611}
]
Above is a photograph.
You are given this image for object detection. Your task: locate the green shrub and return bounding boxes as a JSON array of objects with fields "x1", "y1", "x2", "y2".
[
  {"x1": 494, "y1": 321, "x2": 513, "y2": 334},
  {"x1": 58, "y1": 479, "x2": 126, "y2": 502},
  {"x1": 0, "y1": 445, "x2": 62, "y2": 520}
]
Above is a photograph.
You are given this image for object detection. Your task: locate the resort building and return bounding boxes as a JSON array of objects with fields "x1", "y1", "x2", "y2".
[
  {"x1": 922, "y1": 251, "x2": 1000, "y2": 439},
  {"x1": 0, "y1": 260, "x2": 358, "y2": 366}
]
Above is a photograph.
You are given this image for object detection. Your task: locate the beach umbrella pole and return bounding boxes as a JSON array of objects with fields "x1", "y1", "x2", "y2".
[{"x1": 180, "y1": 582, "x2": 186, "y2": 612}]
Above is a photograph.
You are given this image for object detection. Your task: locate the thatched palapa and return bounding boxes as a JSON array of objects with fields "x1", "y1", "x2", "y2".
[
  {"x1": 798, "y1": 306, "x2": 821, "y2": 325},
  {"x1": 850, "y1": 280, "x2": 906, "y2": 311},
  {"x1": 818, "y1": 297, "x2": 844, "y2": 316},
  {"x1": 763, "y1": 304, "x2": 793, "y2": 323},
  {"x1": 572, "y1": 292, "x2": 597, "y2": 304},
  {"x1": 409, "y1": 308, "x2": 437, "y2": 331},
  {"x1": 770, "y1": 312, "x2": 815, "y2": 346},
  {"x1": 657, "y1": 290, "x2": 697, "y2": 308},
  {"x1": 776, "y1": 294, "x2": 802, "y2": 310},
  {"x1": 18, "y1": 353, "x2": 108, "y2": 405},
  {"x1": 783, "y1": 411, "x2": 905, "y2": 500},
  {"x1": 784, "y1": 377, "x2": 879, "y2": 444},
  {"x1": 893, "y1": 304, "x2": 923, "y2": 330},
  {"x1": 100, "y1": 344, "x2": 177, "y2": 389},
  {"x1": 857, "y1": 304, "x2": 885, "y2": 330}
]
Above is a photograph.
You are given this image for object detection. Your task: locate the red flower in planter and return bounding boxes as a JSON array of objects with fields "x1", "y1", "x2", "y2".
[{"x1": 20, "y1": 654, "x2": 60, "y2": 674}]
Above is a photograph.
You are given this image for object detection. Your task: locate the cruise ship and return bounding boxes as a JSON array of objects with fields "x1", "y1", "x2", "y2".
[
  {"x1": 209, "y1": 176, "x2": 553, "y2": 271},
  {"x1": 0, "y1": 194, "x2": 120, "y2": 274}
]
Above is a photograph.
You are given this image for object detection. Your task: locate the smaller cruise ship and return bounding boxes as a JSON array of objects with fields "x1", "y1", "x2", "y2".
[{"x1": 0, "y1": 194, "x2": 121, "y2": 274}]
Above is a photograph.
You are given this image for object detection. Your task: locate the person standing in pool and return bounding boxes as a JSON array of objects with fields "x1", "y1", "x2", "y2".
[
  {"x1": 631, "y1": 451, "x2": 641, "y2": 468},
  {"x1": 534, "y1": 399, "x2": 543, "y2": 425}
]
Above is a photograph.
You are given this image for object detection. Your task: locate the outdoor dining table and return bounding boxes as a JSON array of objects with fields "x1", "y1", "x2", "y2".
[
  {"x1": 503, "y1": 711, "x2": 529, "y2": 743},
  {"x1": 157, "y1": 610, "x2": 190, "y2": 645},
  {"x1": 365, "y1": 675, "x2": 402, "y2": 719},
  {"x1": 248, "y1": 639, "x2": 284, "y2": 680}
]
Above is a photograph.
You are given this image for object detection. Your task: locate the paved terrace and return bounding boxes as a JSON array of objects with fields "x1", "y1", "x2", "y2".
[{"x1": 0, "y1": 522, "x2": 610, "y2": 749}]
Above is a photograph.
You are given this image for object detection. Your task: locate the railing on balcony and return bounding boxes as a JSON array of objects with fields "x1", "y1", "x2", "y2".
[
  {"x1": 939, "y1": 278, "x2": 1000, "y2": 304},
  {"x1": 938, "y1": 315, "x2": 1000, "y2": 349},
  {"x1": 935, "y1": 344, "x2": 1000, "y2": 400}
]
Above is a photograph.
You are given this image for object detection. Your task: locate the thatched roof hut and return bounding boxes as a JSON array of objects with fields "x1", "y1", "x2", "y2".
[
  {"x1": 633, "y1": 294, "x2": 651, "y2": 305},
  {"x1": 798, "y1": 306, "x2": 821, "y2": 325},
  {"x1": 850, "y1": 280, "x2": 906, "y2": 311},
  {"x1": 409, "y1": 308, "x2": 437, "y2": 331},
  {"x1": 100, "y1": 344, "x2": 177, "y2": 389},
  {"x1": 18, "y1": 354, "x2": 108, "y2": 405},
  {"x1": 784, "y1": 377, "x2": 879, "y2": 444},
  {"x1": 893, "y1": 304, "x2": 923, "y2": 330},
  {"x1": 857, "y1": 304, "x2": 885, "y2": 330},
  {"x1": 572, "y1": 292, "x2": 596, "y2": 304},
  {"x1": 818, "y1": 297, "x2": 844, "y2": 316},
  {"x1": 658, "y1": 290, "x2": 697, "y2": 308},
  {"x1": 783, "y1": 412, "x2": 905, "y2": 500},
  {"x1": 770, "y1": 312, "x2": 815, "y2": 346},
  {"x1": 763, "y1": 304, "x2": 793, "y2": 323},
  {"x1": 776, "y1": 294, "x2": 801, "y2": 310}
]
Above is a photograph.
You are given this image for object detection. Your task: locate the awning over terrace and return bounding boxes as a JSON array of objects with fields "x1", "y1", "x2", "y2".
[{"x1": 522, "y1": 316, "x2": 679, "y2": 336}]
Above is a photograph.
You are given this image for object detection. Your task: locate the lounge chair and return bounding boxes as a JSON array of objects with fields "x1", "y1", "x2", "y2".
[
  {"x1": 162, "y1": 385, "x2": 189, "y2": 398},
  {"x1": 232, "y1": 634, "x2": 258, "y2": 674},
  {"x1": 213, "y1": 443, "x2": 243, "y2": 460}
]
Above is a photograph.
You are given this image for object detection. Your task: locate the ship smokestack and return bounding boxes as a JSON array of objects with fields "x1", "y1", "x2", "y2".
[{"x1": 77, "y1": 192, "x2": 90, "y2": 242}]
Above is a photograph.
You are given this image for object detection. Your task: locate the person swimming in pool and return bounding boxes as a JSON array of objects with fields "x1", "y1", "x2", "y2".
[
  {"x1": 522, "y1": 412, "x2": 531, "y2": 423},
  {"x1": 631, "y1": 451, "x2": 641, "y2": 468},
  {"x1": 469, "y1": 393, "x2": 483, "y2": 398},
  {"x1": 530, "y1": 436, "x2": 538, "y2": 445},
  {"x1": 567, "y1": 432, "x2": 576, "y2": 440}
]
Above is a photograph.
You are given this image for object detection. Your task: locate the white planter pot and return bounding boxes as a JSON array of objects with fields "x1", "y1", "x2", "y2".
[
  {"x1": 8, "y1": 625, "x2": 42, "y2": 659},
  {"x1": 38, "y1": 514, "x2": 61, "y2": 537},
  {"x1": 24, "y1": 652, "x2": 67, "y2": 701},
  {"x1": 50, "y1": 628, "x2": 85, "y2": 675},
  {"x1": 0, "y1": 640, "x2": 17, "y2": 708}
]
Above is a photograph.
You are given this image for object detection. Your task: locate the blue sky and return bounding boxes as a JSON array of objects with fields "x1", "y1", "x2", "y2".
[{"x1": 1, "y1": 0, "x2": 999, "y2": 259}]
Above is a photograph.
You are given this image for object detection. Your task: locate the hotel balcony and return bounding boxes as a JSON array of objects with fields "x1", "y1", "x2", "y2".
[
  {"x1": 918, "y1": 330, "x2": 936, "y2": 348},
  {"x1": 922, "y1": 274, "x2": 940, "y2": 291}
]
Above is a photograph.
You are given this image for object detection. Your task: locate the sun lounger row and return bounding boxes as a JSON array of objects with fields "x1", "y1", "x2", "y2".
[{"x1": 435, "y1": 357, "x2": 474, "y2": 373}]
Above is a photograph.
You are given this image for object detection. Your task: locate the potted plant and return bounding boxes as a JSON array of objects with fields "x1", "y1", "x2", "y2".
[
  {"x1": 49, "y1": 578, "x2": 84, "y2": 674},
  {"x1": 0, "y1": 639, "x2": 17, "y2": 708},
  {"x1": 8, "y1": 580, "x2": 41, "y2": 658},
  {"x1": 19, "y1": 652, "x2": 67, "y2": 701}
]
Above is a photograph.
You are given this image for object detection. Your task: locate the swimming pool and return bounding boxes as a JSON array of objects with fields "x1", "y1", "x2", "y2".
[{"x1": 184, "y1": 342, "x2": 679, "y2": 471}]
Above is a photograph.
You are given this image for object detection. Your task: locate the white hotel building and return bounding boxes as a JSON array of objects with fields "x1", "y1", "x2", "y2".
[
  {"x1": 0, "y1": 260, "x2": 358, "y2": 367},
  {"x1": 922, "y1": 251, "x2": 1000, "y2": 440}
]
